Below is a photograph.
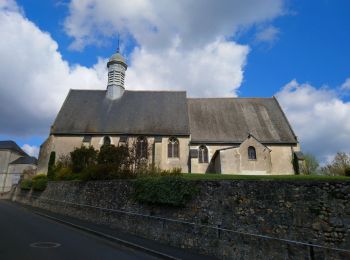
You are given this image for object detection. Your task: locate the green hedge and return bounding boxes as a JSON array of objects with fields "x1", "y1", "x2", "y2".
[
  {"x1": 133, "y1": 176, "x2": 199, "y2": 207},
  {"x1": 20, "y1": 179, "x2": 32, "y2": 190},
  {"x1": 32, "y1": 174, "x2": 48, "y2": 191}
]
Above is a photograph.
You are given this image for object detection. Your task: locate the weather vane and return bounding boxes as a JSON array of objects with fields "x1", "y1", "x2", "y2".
[{"x1": 117, "y1": 33, "x2": 120, "y2": 53}]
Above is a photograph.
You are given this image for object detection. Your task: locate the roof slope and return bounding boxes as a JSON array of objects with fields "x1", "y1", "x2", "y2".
[
  {"x1": 10, "y1": 156, "x2": 37, "y2": 165},
  {"x1": 0, "y1": 141, "x2": 27, "y2": 155},
  {"x1": 188, "y1": 97, "x2": 297, "y2": 144},
  {"x1": 51, "y1": 90, "x2": 190, "y2": 135}
]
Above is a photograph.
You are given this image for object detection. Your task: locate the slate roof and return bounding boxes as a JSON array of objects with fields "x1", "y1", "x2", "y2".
[
  {"x1": 10, "y1": 156, "x2": 38, "y2": 165},
  {"x1": 51, "y1": 90, "x2": 190, "y2": 136},
  {"x1": 188, "y1": 97, "x2": 297, "y2": 144},
  {"x1": 52, "y1": 90, "x2": 297, "y2": 144},
  {"x1": 0, "y1": 141, "x2": 27, "y2": 156}
]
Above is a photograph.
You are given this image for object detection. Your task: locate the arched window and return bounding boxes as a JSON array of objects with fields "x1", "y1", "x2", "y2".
[
  {"x1": 103, "y1": 136, "x2": 111, "y2": 146},
  {"x1": 198, "y1": 145, "x2": 208, "y2": 163},
  {"x1": 136, "y1": 136, "x2": 148, "y2": 159},
  {"x1": 248, "y1": 146, "x2": 257, "y2": 160},
  {"x1": 168, "y1": 137, "x2": 179, "y2": 158}
]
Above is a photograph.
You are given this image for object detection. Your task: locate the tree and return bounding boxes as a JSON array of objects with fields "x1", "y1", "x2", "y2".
[
  {"x1": 97, "y1": 144, "x2": 130, "y2": 168},
  {"x1": 70, "y1": 146, "x2": 98, "y2": 173},
  {"x1": 47, "y1": 151, "x2": 56, "y2": 180},
  {"x1": 321, "y1": 152, "x2": 350, "y2": 176},
  {"x1": 301, "y1": 153, "x2": 319, "y2": 175}
]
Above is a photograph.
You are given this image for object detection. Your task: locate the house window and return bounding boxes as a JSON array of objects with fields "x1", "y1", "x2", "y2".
[
  {"x1": 168, "y1": 137, "x2": 179, "y2": 158},
  {"x1": 136, "y1": 136, "x2": 148, "y2": 159},
  {"x1": 198, "y1": 145, "x2": 208, "y2": 163},
  {"x1": 248, "y1": 146, "x2": 257, "y2": 160},
  {"x1": 103, "y1": 136, "x2": 111, "y2": 146}
]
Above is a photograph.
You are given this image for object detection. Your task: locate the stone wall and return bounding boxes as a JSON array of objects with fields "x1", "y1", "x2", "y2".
[{"x1": 13, "y1": 180, "x2": 350, "y2": 259}]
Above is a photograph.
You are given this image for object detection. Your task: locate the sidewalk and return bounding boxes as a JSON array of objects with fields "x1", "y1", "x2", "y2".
[{"x1": 14, "y1": 202, "x2": 215, "y2": 260}]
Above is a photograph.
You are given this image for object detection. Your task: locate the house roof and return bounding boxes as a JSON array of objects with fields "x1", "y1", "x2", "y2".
[
  {"x1": 0, "y1": 141, "x2": 27, "y2": 156},
  {"x1": 188, "y1": 97, "x2": 297, "y2": 144},
  {"x1": 51, "y1": 90, "x2": 190, "y2": 136},
  {"x1": 10, "y1": 156, "x2": 38, "y2": 165}
]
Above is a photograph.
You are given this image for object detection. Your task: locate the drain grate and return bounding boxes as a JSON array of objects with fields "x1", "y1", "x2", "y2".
[{"x1": 30, "y1": 242, "x2": 61, "y2": 248}]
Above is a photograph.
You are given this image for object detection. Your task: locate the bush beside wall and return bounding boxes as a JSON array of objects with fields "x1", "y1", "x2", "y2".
[
  {"x1": 20, "y1": 179, "x2": 32, "y2": 190},
  {"x1": 133, "y1": 176, "x2": 199, "y2": 206}
]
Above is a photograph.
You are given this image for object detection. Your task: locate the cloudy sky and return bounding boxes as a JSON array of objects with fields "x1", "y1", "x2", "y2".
[{"x1": 0, "y1": 0, "x2": 349, "y2": 163}]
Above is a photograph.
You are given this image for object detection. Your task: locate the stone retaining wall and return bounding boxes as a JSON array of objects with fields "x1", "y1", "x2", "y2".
[{"x1": 13, "y1": 180, "x2": 350, "y2": 259}]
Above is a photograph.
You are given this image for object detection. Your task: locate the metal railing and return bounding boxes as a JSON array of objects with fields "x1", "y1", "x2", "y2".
[{"x1": 16, "y1": 193, "x2": 350, "y2": 254}]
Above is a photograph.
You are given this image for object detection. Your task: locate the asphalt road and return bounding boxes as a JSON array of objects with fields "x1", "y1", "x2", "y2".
[{"x1": 0, "y1": 201, "x2": 158, "y2": 260}]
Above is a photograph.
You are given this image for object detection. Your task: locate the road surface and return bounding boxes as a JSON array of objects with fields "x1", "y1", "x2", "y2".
[{"x1": 0, "y1": 200, "x2": 158, "y2": 260}]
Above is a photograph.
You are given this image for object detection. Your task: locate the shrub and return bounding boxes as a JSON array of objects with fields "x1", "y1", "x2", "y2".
[
  {"x1": 20, "y1": 179, "x2": 32, "y2": 190},
  {"x1": 133, "y1": 176, "x2": 199, "y2": 207},
  {"x1": 136, "y1": 165, "x2": 182, "y2": 178},
  {"x1": 47, "y1": 151, "x2": 56, "y2": 180},
  {"x1": 54, "y1": 167, "x2": 80, "y2": 181},
  {"x1": 81, "y1": 164, "x2": 136, "y2": 181},
  {"x1": 345, "y1": 167, "x2": 350, "y2": 177},
  {"x1": 70, "y1": 146, "x2": 98, "y2": 173},
  {"x1": 32, "y1": 174, "x2": 48, "y2": 191},
  {"x1": 98, "y1": 145, "x2": 129, "y2": 165},
  {"x1": 321, "y1": 152, "x2": 350, "y2": 176},
  {"x1": 300, "y1": 153, "x2": 319, "y2": 175}
]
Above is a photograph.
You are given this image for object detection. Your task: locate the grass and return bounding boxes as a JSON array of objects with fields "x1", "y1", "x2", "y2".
[{"x1": 181, "y1": 173, "x2": 350, "y2": 181}]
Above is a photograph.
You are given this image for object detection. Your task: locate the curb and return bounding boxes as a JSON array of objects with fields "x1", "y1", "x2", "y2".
[{"x1": 33, "y1": 211, "x2": 180, "y2": 260}]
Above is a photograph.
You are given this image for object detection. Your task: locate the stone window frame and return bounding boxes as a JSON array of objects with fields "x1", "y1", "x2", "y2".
[
  {"x1": 248, "y1": 146, "x2": 257, "y2": 160},
  {"x1": 198, "y1": 145, "x2": 209, "y2": 163},
  {"x1": 168, "y1": 137, "x2": 179, "y2": 158}
]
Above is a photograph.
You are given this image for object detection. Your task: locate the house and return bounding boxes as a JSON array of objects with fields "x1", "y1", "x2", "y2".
[
  {"x1": 37, "y1": 49, "x2": 303, "y2": 175},
  {"x1": 0, "y1": 141, "x2": 37, "y2": 192}
]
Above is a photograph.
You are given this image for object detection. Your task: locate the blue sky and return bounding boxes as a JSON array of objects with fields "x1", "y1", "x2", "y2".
[
  {"x1": 0, "y1": 0, "x2": 350, "y2": 162},
  {"x1": 16, "y1": 0, "x2": 350, "y2": 97}
]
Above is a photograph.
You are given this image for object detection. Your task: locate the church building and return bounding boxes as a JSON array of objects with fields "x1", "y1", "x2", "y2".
[{"x1": 37, "y1": 49, "x2": 303, "y2": 175}]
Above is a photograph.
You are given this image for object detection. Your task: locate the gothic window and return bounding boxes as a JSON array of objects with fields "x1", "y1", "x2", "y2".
[
  {"x1": 103, "y1": 136, "x2": 111, "y2": 146},
  {"x1": 136, "y1": 136, "x2": 148, "y2": 159},
  {"x1": 168, "y1": 137, "x2": 179, "y2": 158},
  {"x1": 248, "y1": 146, "x2": 257, "y2": 160},
  {"x1": 198, "y1": 145, "x2": 208, "y2": 163}
]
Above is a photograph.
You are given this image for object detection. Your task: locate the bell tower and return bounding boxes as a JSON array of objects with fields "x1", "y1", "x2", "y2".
[{"x1": 106, "y1": 43, "x2": 127, "y2": 100}]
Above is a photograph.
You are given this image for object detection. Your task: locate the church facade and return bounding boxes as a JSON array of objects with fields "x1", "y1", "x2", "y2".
[{"x1": 37, "y1": 50, "x2": 303, "y2": 175}]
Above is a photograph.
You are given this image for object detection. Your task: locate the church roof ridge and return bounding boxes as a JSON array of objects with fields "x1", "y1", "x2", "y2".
[
  {"x1": 69, "y1": 89, "x2": 187, "y2": 93},
  {"x1": 187, "y1": 97, "x2": 274, "y2": 100}
]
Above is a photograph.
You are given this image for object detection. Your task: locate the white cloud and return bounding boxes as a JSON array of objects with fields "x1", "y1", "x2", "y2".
[
  {"x1": 64, "y1": 0, "x2": 285, "y2": 51},
  {"x1": 341, "y1": 78, "x2": 350, "y2": 90},
  {"x1": 126, "y1": 40, "x2": 249, "y2": 96},
  {"x1": 21, "y1": 144, "x2": 39, "y2": 157},
  {"x1": 0, "y1": 1, "x2": 106, "y2": 135},
  {"x1": 276, "y1": 80, "x2": 350, "y2": 163},
  {"x1": 64, "y1": 0, "x2": 285, "y2": 97},
  {"x1": 255, "y1": 26, "x2": 280, "y2": 44},
  {"x1": 0, "y1": 0, "x2": 286, "y2": 138}
]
